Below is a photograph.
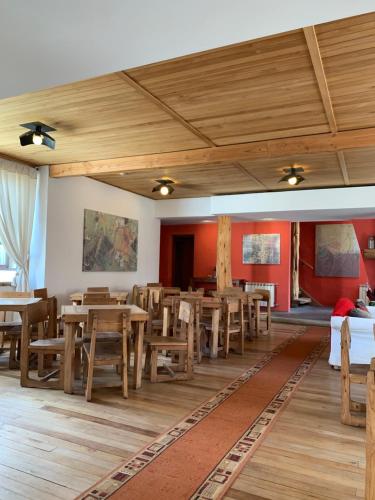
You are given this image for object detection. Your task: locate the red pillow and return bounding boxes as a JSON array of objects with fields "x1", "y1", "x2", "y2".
[{"x1": 332, "y1": 298, "x2": 355, "y2": 317}]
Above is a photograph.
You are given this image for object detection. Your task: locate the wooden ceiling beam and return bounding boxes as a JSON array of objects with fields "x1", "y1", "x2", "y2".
[
  {"x1": 336, "y1": 150, "x2": 350, "y2": 185},
  {"x1": 116, "y1": 71, "x2": 216, "y2": 147},
  {"x1": 303, "y1": 26, "x2": 338, "y2": 133},
  {"x1": 49, "y1": 126, "x2": 375, "y2": 178}
]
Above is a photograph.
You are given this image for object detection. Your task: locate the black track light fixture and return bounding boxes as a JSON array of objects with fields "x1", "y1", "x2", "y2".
[
  {"x1": 279, "y1": 165, "x2": 305, "y2": 186},
  {"x1": 19, "y1": 122, "x2": 56, "y2": 150},
  {"x1": 152, "y1": 178, "x2": 175, "y2": 196}
]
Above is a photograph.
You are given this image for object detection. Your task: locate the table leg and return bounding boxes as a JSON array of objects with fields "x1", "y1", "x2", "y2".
[
  {"x1": 133, "y1": 321, "x2": 145, "y2": 390},
  {"x1": 64, "y1": 322, "x2": 75, "y2": 394},
  {"x1": 210, "y1": 309, "x2": 220, "y2": 358},
  {"x1": 20, "y1": 311, "x2": 29, "y2": 387}
]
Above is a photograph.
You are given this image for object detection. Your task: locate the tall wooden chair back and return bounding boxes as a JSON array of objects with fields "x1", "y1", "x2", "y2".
[
  {"x1": 223, "y1": 297, "x2": 244, "y2": 358},
  {"x1": 223, "y1": 286, "x2": 243, "y2": 295},
  {"x1": 33, "y1": 288, "x2": 48, "y2": 300},
  {"x1": 163, "y1": 287, "x2": 181, "y2": 297},
  {"x1": 82, "y1": 293, "x2": 115, "y2": 305},
  {"x1": 87, "y1": 287, "x2": 110, "y2": 293},
  {"x1": 180, "y1": 290, "x2": 204, "y2": 298}
]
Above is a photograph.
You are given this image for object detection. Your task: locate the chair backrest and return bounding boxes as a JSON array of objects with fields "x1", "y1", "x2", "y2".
[
  {"x1": 178, "y1": 300, "x2": 194, "y2": 340},
  {"x1": 82, "y1": 293, "x2": 115, "y2": 305},
  {"x1": 33, "y1": 288, "x2": 48, "y2": 299},
  {"x1": 147, "y1": 282, "x2": 163, "y2": 287},
  {"x1": 180, "y1": 290, "x2": 204, "y2": 298},
  {"x1": 87, "y1": 287, "x2": 110, "y2": 293},
  {"x1": 163, "y1": 287, "x2": 181, "y2": 297},
  {"x1": 87, "y1": 309, "x2": 131, "y2": 335}
]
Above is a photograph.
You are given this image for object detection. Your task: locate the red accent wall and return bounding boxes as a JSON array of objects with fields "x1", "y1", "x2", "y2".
[
  {"x1": 299, "y1": 220, "x2": 375, "y2": 306},
  {"x1": 159, "y1": 221, "x2": 291, "y2": 311}
]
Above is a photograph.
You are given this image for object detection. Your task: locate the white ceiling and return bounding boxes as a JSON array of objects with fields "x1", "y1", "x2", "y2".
[{"x1": 1, "y1": 1, "x2": 374, "y2": 99}]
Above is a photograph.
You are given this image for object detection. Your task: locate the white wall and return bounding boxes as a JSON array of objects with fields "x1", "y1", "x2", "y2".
[
  {"x1": 0, "y1": 1, "x2": 374, "y2": 98},
  {"x1": 45, "y1": 176, "x2": 160, "y2": 303}
]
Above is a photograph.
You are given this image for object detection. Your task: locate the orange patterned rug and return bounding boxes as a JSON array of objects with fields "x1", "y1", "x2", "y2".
[{"x1": 80, "y1": 326, "x2": 329, "y2": 500}]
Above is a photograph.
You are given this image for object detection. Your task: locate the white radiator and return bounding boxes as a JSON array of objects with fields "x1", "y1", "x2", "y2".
[
  {"x1": 245, "y1": 282, "x2": 277, "y2": 307},
  {"x1": 359, "y1": 284, "x2": 370, "y2": 305}
]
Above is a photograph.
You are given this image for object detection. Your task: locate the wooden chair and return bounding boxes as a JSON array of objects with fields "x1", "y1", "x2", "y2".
[
  {"x1": 172, "y1": 296, "x2": 203, "y2": 363},
  {"x1": 366, "y1": 357, "x2": 375, "y2": 500},
  {"x1": 223, "y1": 286, "x2": 243, "y2": 295},
  {"x1": 21, "y1": 298, "x2": 82, "y2": 389},
  {"x1": 0, "y1": 291, "x2": 32, "y2": 369},
  {"x1": 82, "y1": 293, "x2": 116, "y2": 305},
  {"x1": 340, "y1": 318, "x2": 368, "y2": 427},
  {"x1": 87, "y1": 287, "x2": 110, "y2": 292},
  {"x1": 254, "y1": 289, "x2": 272, "y2": 334},
  {"x1": 145, "y1": 300, "x2": 194, "y2": 382},
  {"x1": 147, "y1": 282, "x2": 163, "y2": 287},
  {"x1": 223, "y1": 298, "x2": 244, "y2": 358},
  {"x1": 82, "y1": 309, "x2": 131, "y2": 401}
]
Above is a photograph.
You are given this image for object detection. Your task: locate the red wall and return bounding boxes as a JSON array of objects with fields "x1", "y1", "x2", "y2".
[
  {"x1": 159, "y1": 221, "x2": 291, "y2": 311},
  {"x1": 299, "y1": 220, "x2": 375, "y2": 306}
]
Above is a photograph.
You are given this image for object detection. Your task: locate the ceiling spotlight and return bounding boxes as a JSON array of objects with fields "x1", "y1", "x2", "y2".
[
  {"x1": 279, "y1": 165, "x2": 305, "y2": 186},
  {"x1": 152, "y1": 179, "x2": 175, "y2": 196},
  {"x1": 19, "y1": 122, "x2": 56, "y2": 150}
]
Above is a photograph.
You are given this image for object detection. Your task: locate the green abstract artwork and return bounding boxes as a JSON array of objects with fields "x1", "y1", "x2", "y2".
[{"x1": 82, "y1": 209, "x2": 138, "y2": 272}]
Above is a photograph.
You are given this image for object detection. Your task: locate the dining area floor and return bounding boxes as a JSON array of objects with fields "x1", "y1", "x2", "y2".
[{"x1": 0, "y1": 323, "x2": 366, "y2": 500}]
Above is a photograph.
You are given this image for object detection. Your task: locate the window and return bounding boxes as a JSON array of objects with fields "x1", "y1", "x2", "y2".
[
  {"x1": 0, "y1": 242, "x2": 16, "y2": 284},
  {"x1": 0, "y1": 243, "x2": 15, "y2": 270}
]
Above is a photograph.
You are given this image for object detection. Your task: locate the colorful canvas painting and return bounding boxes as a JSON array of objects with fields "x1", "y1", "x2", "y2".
[
  {"x1": 315, "y1": 223, "x2": 359, "y2": 277},
  {"x1": 243, "y1": 234, "x2": 280, "y2": 264},
  {"x1": 82, "y1": 209, "x2": 138, "y2": 272}
]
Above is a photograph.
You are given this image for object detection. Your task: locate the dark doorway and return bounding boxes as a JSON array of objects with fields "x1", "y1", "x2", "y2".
[{"x1": 172, "y1": 235, "x2": 195, "y2": 290}]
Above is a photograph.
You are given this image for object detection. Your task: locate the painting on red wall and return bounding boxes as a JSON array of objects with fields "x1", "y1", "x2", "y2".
[
  {"x1": 243, "y1": 234, "x2": 280, "y2": 264},
  {"x1": 315, "y1": 224, "x2": 359, "y2": 278}
]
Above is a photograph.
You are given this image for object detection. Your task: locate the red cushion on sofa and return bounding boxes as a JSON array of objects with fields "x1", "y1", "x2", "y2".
[{"x1": 332, "y1": 298, "x2": 356, "y2": 317}]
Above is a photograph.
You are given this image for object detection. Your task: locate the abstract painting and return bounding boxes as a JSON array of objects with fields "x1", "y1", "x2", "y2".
[
  {"x1": 82, "y1": 209, "x2": 138, "y2": 272},
  {"x1": 315, "y1": 223, "x2": 359, "y2": 277},
  {"x1": 243, "y1": 234, "x2": 280, "y2": 264}
]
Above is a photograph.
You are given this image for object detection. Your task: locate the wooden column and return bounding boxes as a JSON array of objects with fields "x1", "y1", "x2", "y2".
[
  {"x1": 292, "y1": 222, "x2": 300, "y2": 303},
  {"x1": 366, "y1": 357, "x2": 375, "y2": 500},
  {"x1": 216, "y1": 216, "x2": 232, "y2": 291}
]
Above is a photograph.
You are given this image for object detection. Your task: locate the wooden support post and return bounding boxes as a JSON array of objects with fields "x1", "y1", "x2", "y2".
[
  {"x1": 366, "y1": 358, "x2": 375, "y2": 500},
  {"x1": 216, "y1": 216, "x2": 232, "y2": 292},
  {"x1": 292, "y1": 222, "x2": 300, "y2": 303}
]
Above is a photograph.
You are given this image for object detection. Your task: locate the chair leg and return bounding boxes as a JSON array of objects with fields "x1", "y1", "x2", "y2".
[
  {"x1": 122, "y1": 334, "x2": 128, "y2": 399},
  {"x1": 150, "y1": 348, "x2": 158, "y2": 383},
  {"x1": 145, "y1": 345, "x2": 151, "y2": 375},
  {"x1": 74, "y1": 346, "x2": 81, "y2": 380},
  {"x1": 224, "y1": 332, "x2": 229, "y2": 358},
  {"x1": 59, "y1": 356, "x2": 65, "y2": 390},
  {"x1": 85, "y1": 356, "x2": 95, "y2": 402},
  {"x1": 195, "y1": 325, "x2": 202, "y2": 364},
  {"x1": 9, "y1": 337, "x2": 18, "y2": 369},
  {"x1": 239, "y1": 330, "x2": 244, "y2": 355}
]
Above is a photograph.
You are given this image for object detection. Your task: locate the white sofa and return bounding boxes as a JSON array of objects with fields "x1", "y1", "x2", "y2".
[{"x1": 330, "y1": 306, "x2": 375, "y2": 367}]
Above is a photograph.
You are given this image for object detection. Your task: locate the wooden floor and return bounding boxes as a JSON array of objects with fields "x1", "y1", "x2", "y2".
[{"x1": 0, "y1": 325, "x2": 365, "y2": 500}]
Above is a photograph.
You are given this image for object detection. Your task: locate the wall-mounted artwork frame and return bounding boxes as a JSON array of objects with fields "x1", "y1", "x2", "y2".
[
  {"x1": 243, "y1": 234, "x2": 280, "y2": 264},
  {"x1": 315, "y1": 223, "x2": 359, "y2": 277},
  {"x1": 82, "y1": 209, "x2": 138, "y2": 272}
]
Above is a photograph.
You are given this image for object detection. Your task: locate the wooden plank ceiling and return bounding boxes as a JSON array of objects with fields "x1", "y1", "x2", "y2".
[{"x1": 1, "y1": 12, "x2": 375, "y2": 199}]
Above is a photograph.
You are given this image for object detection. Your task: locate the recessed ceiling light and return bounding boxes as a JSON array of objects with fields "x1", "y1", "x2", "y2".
[
  {"x1": 279, "y1": 165, "x2": 305, "y2": 186},
  {"x1": 202, "y1": 219, "x2": 214, "y2": 223}
]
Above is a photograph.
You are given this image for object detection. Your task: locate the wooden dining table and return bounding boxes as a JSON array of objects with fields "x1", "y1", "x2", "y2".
[
  {"x1": 61, "y1": 304, "x2": 148, "y2": 393},
  {"x1": 69, "y1": 291, "x2": 129, "y2": 304}
]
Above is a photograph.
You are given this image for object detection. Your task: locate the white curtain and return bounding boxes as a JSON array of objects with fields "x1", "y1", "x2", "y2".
[{"x1": 0, "y1": 159, "x2": 37, "y2": 291}]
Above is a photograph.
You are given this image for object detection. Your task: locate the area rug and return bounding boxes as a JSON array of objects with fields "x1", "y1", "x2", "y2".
[{"x1": 80, "y1": 325, "x2": 329, "y2": 500}]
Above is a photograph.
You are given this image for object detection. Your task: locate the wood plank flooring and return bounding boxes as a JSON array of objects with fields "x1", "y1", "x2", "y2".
[{"x1": 0, "y1": 325, "x2": 365, "y2": 499}]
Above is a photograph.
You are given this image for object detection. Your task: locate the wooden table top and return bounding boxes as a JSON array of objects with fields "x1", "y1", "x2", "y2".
[
  {"x1": 61, "y1": 304, "x2": 148, "y2": 322},
  {"x1": 0, "y1": 297, "x2": 41, "y2": 311},
  {"x1": 69, "y1": 291, "x2": 129, "y2": 301}
]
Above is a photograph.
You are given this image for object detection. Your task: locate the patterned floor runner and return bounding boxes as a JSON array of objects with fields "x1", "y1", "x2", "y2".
[{"x1": 80, "y1": 325, "x2": 329, "y2": 500}]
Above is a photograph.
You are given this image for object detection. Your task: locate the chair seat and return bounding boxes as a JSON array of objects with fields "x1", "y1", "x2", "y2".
[
  {"x1": 30, "y1": 338, "x2": 83, "y2": 351},
  {"x1": 83, "y1": 341, "x2": 122, "y2": 361},
  {"x1": 83, "y1": 332, "x2": 122, "y2": 342},
  {"x1": 145, "y1": 335, "x2": 187, "y2": 347}
]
